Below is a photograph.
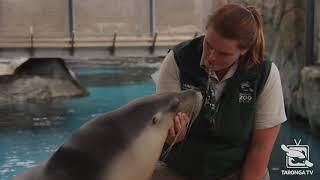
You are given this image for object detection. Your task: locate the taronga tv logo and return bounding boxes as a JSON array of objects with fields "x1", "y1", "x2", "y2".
[{"x1": 280, "y1": 139, "x2": 314, "y2": 176}]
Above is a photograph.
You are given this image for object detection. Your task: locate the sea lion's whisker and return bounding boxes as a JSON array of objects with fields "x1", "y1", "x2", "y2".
[
  {"x1": 161, "y1": 104, "x2": 198, "y2": 161},
  {"x1": 160, "y1": 128, "x2": 182, "y2": 161}
]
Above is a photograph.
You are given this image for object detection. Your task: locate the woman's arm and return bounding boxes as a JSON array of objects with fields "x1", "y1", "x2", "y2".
[
  {"x1": 240, "y1": 125, "x2": 280, "y2": 180},
  {"x1": 156, "y1": 51, "x2": 189, "y2": 144},
  {"x1": 241, "y1": 63, "x2": 286, "y2": 179},
  {"x1": 156, "y1": 51, "x2": 180, "y2": 94}
]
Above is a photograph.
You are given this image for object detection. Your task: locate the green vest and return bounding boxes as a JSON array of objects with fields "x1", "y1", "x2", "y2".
[{"x1": 162, "y1": 36, "x2": 271, "y2": 179}]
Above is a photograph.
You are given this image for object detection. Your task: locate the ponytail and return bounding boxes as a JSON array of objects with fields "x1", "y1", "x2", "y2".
[{"x1": 246, "y1": 6, "x2": 265, "y2": 68}]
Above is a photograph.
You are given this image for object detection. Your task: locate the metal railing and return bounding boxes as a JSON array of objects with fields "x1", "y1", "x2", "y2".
[{"x1": 0, "y1": 31, "x2": 200, "y2": 56}]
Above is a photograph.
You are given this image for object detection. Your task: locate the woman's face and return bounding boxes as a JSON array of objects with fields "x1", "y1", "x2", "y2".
[{"x1": 203, "y1": 27, "x2": 248, "y2": 72}]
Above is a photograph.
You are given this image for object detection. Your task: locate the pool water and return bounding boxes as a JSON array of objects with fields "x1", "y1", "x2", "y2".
[{"x1": 0, "y1": 63, "x2": 319, "y2": 180}]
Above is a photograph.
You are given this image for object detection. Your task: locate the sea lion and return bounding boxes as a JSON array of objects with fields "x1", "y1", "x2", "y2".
[{"x1": 14, "y1": 89, "x2": 203, "y2": 180}]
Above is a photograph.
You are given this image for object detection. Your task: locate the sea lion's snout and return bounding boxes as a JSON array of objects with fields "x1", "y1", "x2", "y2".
[
  {"x1": 195, "y1": 90, "x2": 203, "y2": 103},
  {"x1": 182, "y1": 89, "x2": 203, "y2": 102},
  {"x1": 176, "y1": 89, "x2": 203, "y2": 120}
]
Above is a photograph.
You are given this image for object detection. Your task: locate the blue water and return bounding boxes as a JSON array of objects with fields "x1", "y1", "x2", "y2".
[
  {"x1": 0, "y1": 64, "x2": 319, "y2": 180},
  {"x1": 0, "y1": 64, "x2": 156, "y2": 180}
]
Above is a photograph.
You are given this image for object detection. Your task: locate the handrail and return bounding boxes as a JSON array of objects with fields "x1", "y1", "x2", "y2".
[
  {"x1": 110, "y1": 32, "x2": 117, "y2": 55},
  {"x1": 30, "y1": 27, "x2": 34, "y2": 57},
  {"x1": 150, "y1": 32, "x2": 158, "y2": 53},
  {"x1": 0, "y1": 32, "x2": 199, "y2": 55}
]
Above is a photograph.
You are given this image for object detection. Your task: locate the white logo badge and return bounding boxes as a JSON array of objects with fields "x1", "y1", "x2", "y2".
[
  {"x1": 239, "y1": 81, "x2": 253, "y2": 103},
  {"x1": 272, "y1": 139, "x2": 314, "y2": 176},
  {"x1": 281, "y1": 139, "x2": 313, "y2": 169},
  {"x1": 240, "y1": 81, "x2": 254, "y2": 93}
]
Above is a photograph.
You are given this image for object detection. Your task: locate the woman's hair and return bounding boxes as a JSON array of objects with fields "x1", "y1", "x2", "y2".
[{"x1": 206, "y1": 4, "x2": 264, "y2": 68}]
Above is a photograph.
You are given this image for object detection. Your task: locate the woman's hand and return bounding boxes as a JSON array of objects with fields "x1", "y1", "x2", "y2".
[{"x1": 165, "y1": 112, "x2": 190, "y2": 144}]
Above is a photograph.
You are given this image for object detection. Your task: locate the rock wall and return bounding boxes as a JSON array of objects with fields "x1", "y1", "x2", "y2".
[
  {"x1": 230, "y1": 0, "x2": 320, "y2": 133},
  {"x1": 316, "y1": 0, "x2": 320, "y2": 65},
  {"x1": 301, "y1": 67, "x2": 320, "y2": 134}
]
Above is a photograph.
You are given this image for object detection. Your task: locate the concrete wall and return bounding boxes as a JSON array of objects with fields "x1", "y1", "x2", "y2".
[
  {"x1": 75, "y1": 0, "x2": 149, "y2": 34},
  {"x1": 156, "y1": 0, "x2": 214, "y2": 33},
  {"x1": 0, "y1": 0, "x2": 69, "y2": 34},
  {"x1": 0, "y1": 0, "x2": 216, "y2": 35}
]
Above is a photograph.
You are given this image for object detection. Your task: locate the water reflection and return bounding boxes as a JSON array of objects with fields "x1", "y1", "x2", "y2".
[
  {"x1": 68, "y1": 62, "x2": 157, "y2": 87},
  {"x1": 77, "y1": 67, "x2": 156, "y2": 86},
  {"x1": 0, "y1": 101, "x2": 66, "y2": 130}
]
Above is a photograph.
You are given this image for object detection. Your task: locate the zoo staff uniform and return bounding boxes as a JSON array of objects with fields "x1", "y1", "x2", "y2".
[{"x1": 155, "y1": 36, "x2": 287, "y2": 180}]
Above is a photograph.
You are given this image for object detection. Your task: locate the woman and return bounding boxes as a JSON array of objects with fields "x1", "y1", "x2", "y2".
[{"x1": 152, "y1": 3, "x2": 287, "y2": 180}]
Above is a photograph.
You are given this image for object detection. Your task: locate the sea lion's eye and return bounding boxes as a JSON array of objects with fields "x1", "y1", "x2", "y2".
[
  {"x1": 152, "y1": 112, "x2": 162, "y2": 125},
  {"x1": 152, "y1": 116, "x2": 159, "y2": 124}
]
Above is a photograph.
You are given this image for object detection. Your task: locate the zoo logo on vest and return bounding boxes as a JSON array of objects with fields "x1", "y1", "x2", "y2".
[
  {"x1": 239, "y1": 81, "x2": 253, "y2": 103},
  {"x1": 280, "y1": 139, "x2": 314, "y2": 176}
]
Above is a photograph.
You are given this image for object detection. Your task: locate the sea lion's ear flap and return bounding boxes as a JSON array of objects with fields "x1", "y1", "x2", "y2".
[{"x1": 168, "y1": 97, "x2": 180, "y2": 112}]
